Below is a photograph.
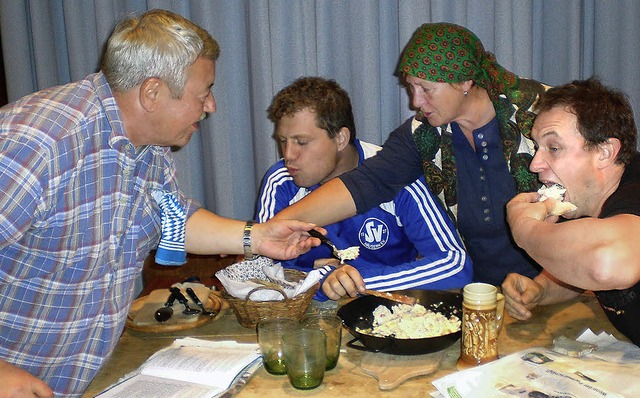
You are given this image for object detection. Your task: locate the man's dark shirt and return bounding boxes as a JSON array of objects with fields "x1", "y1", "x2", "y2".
[{"x1": 596, "y1": 152, "x2": 640, "y2": 346}]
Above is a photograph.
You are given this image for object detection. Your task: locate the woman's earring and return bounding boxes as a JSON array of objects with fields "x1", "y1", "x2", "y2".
[{"x1": 463, "y1": 91, "x2": 468, "y2": 97}]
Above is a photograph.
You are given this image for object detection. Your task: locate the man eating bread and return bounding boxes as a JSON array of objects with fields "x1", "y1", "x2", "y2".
[{"x1": 501, "y1": 78, "x2": 640, "y2": 346}]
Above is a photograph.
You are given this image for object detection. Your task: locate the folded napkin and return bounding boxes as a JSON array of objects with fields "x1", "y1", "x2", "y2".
[
  {"x1": 151, "y1": 190, "x2": 187, "y2": 266},
  {"x1": 215, "y1": 257, "x2": 322, "y2": 301}
]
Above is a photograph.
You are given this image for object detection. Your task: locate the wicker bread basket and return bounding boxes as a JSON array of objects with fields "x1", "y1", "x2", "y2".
[{"x1": 221, "y1": 269, "x2": 319, "y2": 328}]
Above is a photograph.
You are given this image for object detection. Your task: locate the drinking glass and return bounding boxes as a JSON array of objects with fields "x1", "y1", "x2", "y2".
[
  {"x1": 301, "y1": 314, "x2": 342, "y2": 370},
  {"x1": 282, "y1": 328, "x2": 326, "y2": 389},
  {"x1": 257, "y1": 317, "x2": 298, "y2": 375}
]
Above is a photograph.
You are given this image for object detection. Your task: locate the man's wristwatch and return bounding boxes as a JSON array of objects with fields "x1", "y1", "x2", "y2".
[{"x1": 243, "y1": 220, "x2": 256, "y2": 260}]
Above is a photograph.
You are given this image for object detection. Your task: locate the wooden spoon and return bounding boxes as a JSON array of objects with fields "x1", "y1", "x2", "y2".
[{"x1": 364, "y1": 289, "x2": 417, "y2": 306}]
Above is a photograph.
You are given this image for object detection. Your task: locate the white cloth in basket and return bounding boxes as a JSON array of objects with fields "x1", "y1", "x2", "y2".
[{"x1": 215, "y1": 257, "x2": 322, "y2": 301}]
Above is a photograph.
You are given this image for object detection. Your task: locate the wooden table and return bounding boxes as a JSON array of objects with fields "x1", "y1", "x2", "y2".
[{"x1": 83, "y1": 292, "x2": 628, "y2": 397}]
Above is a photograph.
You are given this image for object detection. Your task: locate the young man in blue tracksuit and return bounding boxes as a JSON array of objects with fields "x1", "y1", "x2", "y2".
[{"x1": 256, "y1": 77, "x2": 472, "y2": 300}]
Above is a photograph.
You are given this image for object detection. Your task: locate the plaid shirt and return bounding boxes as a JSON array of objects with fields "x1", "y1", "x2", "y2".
[{"x1": 0, "y1": 72, "x2": 198, "y2": 396}]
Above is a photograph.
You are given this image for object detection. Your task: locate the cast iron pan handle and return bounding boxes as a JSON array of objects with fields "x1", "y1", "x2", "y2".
[
  {"x1": 346, "y1": 336, "x2": 394, "y2": 352},
  {"x1": 346, "y1": 337, "x2": 376, "y2": 352}
]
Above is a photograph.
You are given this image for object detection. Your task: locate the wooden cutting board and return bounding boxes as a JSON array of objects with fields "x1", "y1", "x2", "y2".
[
  {"x1": 126, "y1": 284, "x2": 227, "y2": 333},
  {"x1": 360, "y1": 350, "x2": 446, "y2": 390}
]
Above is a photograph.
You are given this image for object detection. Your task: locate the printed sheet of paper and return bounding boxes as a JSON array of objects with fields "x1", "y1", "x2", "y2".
[{"x1": 432, "y1": 347, "x2": 638, "y2": 397}]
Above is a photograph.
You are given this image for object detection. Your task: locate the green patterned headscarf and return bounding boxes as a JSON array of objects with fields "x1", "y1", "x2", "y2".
[
  {"x1": 397, "y1": 23, "x2": 545, "y2": 217},
  {"x1": 398, "y1": 22, "x2": 518, "y2": 103}
]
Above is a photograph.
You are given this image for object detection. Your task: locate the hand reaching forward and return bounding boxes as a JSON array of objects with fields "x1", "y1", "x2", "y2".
[{"x1": 253, "y1": 220, "x2": 322, "y2": 260}]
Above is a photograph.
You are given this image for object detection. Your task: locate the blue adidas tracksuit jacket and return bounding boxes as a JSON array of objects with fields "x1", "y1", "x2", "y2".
[{"x1": 256, "y1": 139, "x2": 473, "y2": 300}]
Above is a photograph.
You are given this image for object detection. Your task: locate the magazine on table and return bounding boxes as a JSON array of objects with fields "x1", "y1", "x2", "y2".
[
  {"x1": 431, "y1": 344, "x2": 639, "y2": 397},
  {"x1": 96, "y1": 338, "x2": 261, "y2": 398}
]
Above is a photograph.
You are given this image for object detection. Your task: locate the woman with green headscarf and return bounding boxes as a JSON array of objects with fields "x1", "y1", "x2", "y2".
[{"x1": 276, "y1": 22, "x2": 549, "y2": 287}]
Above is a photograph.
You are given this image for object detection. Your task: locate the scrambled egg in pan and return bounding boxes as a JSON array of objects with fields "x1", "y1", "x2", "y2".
[{"x1": 357, "y1": 303, "x2": 460, "y2": 339}]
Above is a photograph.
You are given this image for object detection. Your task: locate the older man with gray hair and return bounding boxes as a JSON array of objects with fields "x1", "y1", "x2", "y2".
[{"x1": 0, "y1": 9, "x2": 318, "y2": 397}]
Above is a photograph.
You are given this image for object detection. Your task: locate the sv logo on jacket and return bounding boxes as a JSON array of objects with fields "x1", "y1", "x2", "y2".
[{"x1": 359, "y1": 218, "x2": 389, "y2": 250}]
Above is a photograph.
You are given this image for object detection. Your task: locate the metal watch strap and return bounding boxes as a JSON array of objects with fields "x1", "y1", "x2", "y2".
[{"x1": 243, "y1": 220, "x2": 256, "y2": 260}]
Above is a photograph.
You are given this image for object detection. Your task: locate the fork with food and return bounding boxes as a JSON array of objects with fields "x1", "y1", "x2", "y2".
[{"x1": 307, "y1": 229, "x2": 360, "y2": 264}]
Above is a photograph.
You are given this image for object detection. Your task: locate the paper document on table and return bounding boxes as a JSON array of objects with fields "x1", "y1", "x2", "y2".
[
  {"x1": 96, "y1": 339, "x2": 261, "y2": 398},
  {"x1": 577, "y1": 328, "x2": 640, "y2": 364},
  {"x1": 432, "y1": 347, "x2": 639, "y2": 397}
]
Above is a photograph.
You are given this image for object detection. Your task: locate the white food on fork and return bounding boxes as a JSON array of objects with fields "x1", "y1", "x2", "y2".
[
  {"x1": 337, "y1": 246, "x2": 360, "y2": 264},
  {"x1": 308, "y1": 229, "x2": 360, "y2": 264}
]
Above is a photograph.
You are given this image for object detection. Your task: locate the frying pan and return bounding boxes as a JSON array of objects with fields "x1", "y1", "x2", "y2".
[{"x1": 337, "y1": 289, "x2": 462, "y2": 355}]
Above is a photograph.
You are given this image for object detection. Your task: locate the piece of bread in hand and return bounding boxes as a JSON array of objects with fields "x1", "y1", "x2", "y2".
[{"x1": 537, "y1": 184, "x2": 577, "y2": 216}]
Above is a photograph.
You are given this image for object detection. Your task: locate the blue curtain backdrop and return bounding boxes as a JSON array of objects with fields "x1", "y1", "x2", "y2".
[{"x1": 1, "y1": 0, "x2": 638, "y2": 220}]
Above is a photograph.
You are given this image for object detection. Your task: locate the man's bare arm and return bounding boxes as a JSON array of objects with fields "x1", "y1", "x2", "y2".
[
  {"x1": 508, "y1": 193, "x2": 640, "y2": 291},
  {"x1": 184, "y1": 209, "x2": 319, "y2": 260}
]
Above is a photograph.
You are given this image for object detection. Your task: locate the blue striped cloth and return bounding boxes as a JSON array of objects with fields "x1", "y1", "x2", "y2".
[{"x1": 152, "y1": 190, "x2": 187, "y2": 265}]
